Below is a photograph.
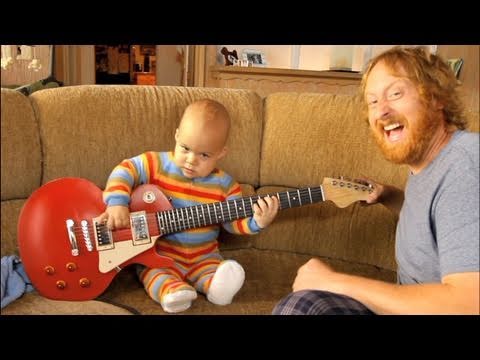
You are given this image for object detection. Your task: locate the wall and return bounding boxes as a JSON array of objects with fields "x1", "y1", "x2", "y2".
[
  {"x1": 216, "y1": 45, "x2": 438, "y2": 72},
  {"x1": 437, "y1": 45, "x2": 479, "y2": 113}
]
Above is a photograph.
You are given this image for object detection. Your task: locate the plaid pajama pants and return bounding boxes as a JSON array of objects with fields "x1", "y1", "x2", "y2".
[{"x1": 272, "y1": 290, "x2": 374, "y2": 315}]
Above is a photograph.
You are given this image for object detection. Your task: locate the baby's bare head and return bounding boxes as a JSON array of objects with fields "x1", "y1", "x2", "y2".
[{"x1": 178, "y1": 99, "x2": 231, "y2": 147}]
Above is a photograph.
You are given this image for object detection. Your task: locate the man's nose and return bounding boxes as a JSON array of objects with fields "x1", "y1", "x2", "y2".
[{"x1": 377, "y1": 98, "x2": 391, "y2": 120}]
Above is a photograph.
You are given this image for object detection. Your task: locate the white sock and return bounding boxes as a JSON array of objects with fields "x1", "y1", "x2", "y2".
[
  {"x1": 207, "y1": 260, "x2": 245, "y2": 305},
  {"x1": 161, "y1": 289, "x2": 197, "y2": 313}
]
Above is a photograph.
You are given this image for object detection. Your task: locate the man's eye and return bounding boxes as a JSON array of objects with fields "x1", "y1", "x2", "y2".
[
  {"x1": 387, "y1": 91, "x2": 402, "y2": 100},
  {"x1": 367, "y1": 99, "x2": 377, "y2": 106}
]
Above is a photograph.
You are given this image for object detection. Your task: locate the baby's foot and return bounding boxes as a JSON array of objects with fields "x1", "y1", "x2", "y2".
[
  {"x1": 207, "y1": 260, "x2": 245, "y2": 305},
  {"x1": 161, "y1": 289, "x2": 197, "y2": 313}
]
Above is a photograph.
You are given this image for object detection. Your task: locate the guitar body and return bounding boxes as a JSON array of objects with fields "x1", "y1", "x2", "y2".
[{"x1": 18, "y1": 177, "x2": 174, "y2": 301}]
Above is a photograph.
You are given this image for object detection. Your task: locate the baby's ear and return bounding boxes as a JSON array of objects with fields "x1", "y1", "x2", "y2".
[
  {"x1": 218, "y1": 146, "x2": 228, "y2": 159},
  {"x1": 174, "y1": 128, "x2": 179, "y2": 141}
]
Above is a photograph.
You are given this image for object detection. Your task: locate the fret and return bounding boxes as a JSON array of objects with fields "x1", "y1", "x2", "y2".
[
  {"x1": 241, "y1": 198, "x2": 247, "y2": 217},
  {"x1": 297, "y1": 189, "x2": 302, "y2": 206},
  {"x1": 164, "y1": 211, "x2": 170, "y2": 234},
  {"x1": 166, "y1": 211, "x2": 173, "y2": 233},
  {"x1": 201, "y1": 204, "x2": 207, "y2": 226},
  {"x1": 171, "y1": 210, "x2": 178, "y2": 233},
  {"x1": 207, "y1": 203, "x2": 213, "y2": 225},
  {"x1": 157, "y1": 212, "x2": 164, "y2": 234},
  {"x1": 213, "y1": 203, "x2": 218, "y2": 222},
  {"x1": 180, "y1": 207, "x2": 186, "y2": 230},
  {"x1": 175, "y1": 208, "x2": 181, "y2": 231},
  {"x1": 219, "y1": 202, "x2": 224, "y2": 221},
  {"x1": 234, "y1": 199, "x2": 239, "y2": 219},
  {"x1": 226, "y1": 200, "x2": 232, "y2": 221},
  {"x1": 189, "y1": 207, "x2": 195, "y2": 228},
  {"x1": 308, "y1": 188, "x2": 313, "y2": 204},
  {"x1": 195, "y1": 206, "x2": 201, "y2": 227},
  {"x1": 250, "y1": 197, "x2": 255, "y2": 214},
  {"x1": 276, "y1": 192, "x2": 282, "y2": 210},
  {"x1": 319, "y1": 186, "x2": 325, "y2": 202},
  {"x1": 287, "y1": 191, "x2": 292, "y2": 208}
]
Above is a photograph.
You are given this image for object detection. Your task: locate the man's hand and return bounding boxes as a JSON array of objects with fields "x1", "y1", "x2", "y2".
[
  {"x1": 293, "y1": 258, "x2": 339, "y2": 293},
  {"x1": 253, "y1": 195, "x2": 279, "y2": 229},
  {"x1": 356, "y1": 176, "x2": 404, "y2": 215},
  {"x1": 97, "y1": 205, "x2": 130, "y2": 230}
]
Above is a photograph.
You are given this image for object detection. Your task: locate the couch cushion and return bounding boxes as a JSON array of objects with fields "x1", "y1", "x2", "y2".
[
  {"x1": 261, "y1": 92, "x2": 409, "y2": 189},
  {"x1": 0, "y1": 292, "x2": 133, "y2": 315},
  {"x1": 1, "y1": 199, "x2": 25, "y2": 257},
  {"x1": 30, "y1": 85, "x2": 263, "y2": 189},
  {"x1": 98, "y1": 248, "x2": 396, "y2": 314},
  {"x1": 1, "y1": 89, "x2": 42, "y2": 200}
]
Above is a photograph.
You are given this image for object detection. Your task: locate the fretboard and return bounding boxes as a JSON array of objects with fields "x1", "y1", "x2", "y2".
[{"x1": 156, "y1": 186, "x2": 325, "y2": 235}]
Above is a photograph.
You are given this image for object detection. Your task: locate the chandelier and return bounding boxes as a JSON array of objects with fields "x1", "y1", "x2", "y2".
[{"x1": 1, "y1": 45, "x2": 42, "y2": 71}]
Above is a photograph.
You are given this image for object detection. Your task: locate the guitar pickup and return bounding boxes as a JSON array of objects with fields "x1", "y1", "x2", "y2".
[
  {"x1": 93, "y1": 218, "x2": 114, "y2": 251},
  {"x1": 130, "y1": 211, "x2": 151, "y2": 246}
]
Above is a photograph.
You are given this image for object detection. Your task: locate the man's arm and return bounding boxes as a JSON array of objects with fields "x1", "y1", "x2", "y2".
[{"x1": 293, "y1": 258, "x2": 479, "y2": 314}]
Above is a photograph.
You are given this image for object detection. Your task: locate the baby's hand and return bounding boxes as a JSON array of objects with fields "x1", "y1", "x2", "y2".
[
  {"x1": 253, "y1": 195, "x2": 279, "y2": 229},
  {"x1": 97, "y1": 205, "x2": 130, "y2": 230}
]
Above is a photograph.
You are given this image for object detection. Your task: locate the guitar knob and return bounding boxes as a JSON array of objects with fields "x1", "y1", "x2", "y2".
[
  {"x1": 44, "y1": 265, "x2": 55, "y2": 275},
  {"x1": 79, "y1": 278, "x2": 91, "y2": 288},
  {"x1": 56, "y1": 280, "x2": 66, "y2": 289},
  {"x1": 66, "y1": 262, "x2": 77, "y2": 271}
]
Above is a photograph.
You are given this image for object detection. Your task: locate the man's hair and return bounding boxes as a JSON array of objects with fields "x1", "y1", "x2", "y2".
[{"x1": 361, "y1": 46, "x2": 466, "y2": 130}]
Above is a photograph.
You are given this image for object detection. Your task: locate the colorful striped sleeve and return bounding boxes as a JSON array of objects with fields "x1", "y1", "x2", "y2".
[{"x1": 103, "y1": 152, "x2": 155, "y2": 206}]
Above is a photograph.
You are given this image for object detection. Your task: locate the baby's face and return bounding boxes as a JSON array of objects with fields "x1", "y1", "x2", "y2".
[{"x1": 173, "y1": 122, "x2": 227, "y2": 179}]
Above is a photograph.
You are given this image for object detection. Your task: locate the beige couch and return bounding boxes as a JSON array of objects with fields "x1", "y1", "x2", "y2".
[{"x1": 2, "y1": 85, "x2": 477, "y2": 315}]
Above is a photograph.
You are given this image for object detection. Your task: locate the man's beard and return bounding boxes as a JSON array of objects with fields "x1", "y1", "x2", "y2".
[{"x1": 371, "y1": 107, "x2": 440, "y2": 165}]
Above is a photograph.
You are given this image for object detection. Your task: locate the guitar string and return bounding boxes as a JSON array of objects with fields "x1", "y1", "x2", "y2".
[{"x1": 70, "y1": 188, "x2": 326, "y2": 234}]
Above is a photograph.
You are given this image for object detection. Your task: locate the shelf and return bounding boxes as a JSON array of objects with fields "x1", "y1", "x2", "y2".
[
  {"x1": 209, "y1": 65, "x2": 362, "y2": 80},
  {"x1": 206, "y1": 65, "x2": 362, "y2": 98}
]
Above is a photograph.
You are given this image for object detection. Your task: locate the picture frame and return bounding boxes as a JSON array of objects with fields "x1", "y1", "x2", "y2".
[
  {"x1": 242, "y1": 49, "x2": 267, "y2": 67},
  {"x1": 447, "y1": 58, "x2": 463, "y2": 79}
]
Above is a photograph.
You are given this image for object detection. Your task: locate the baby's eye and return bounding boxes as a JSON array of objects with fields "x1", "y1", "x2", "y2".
[
  {"x1": 181, "y1": 145, "x2": 190, "y2": 152},
  {"x1": 200, "y1": 153, "x2": 210, "y2": 159}
]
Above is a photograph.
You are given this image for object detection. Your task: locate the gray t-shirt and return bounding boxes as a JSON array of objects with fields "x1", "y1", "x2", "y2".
[{"x1": 396, "y1": 130, "x2": 479, "y2": 284}]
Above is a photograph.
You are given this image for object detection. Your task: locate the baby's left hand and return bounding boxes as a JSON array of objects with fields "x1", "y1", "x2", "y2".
[{"x1": 253, "y1": 195, "x2": 279, "y2": 229}]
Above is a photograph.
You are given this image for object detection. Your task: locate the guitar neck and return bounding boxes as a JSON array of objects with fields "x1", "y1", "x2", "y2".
[{"x1": 156, "y1": 186, "x2": 325, "y2": 235}]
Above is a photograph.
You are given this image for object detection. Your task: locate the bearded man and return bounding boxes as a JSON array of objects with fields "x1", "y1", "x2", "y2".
[{"x1": 272, "y1": 46, "x2": 479, "y2": 315}]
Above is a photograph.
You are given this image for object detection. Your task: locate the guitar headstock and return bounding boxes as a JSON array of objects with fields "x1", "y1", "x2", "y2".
[{"x1": 321, "y1": 177, "x2": 372, "y2": 208}]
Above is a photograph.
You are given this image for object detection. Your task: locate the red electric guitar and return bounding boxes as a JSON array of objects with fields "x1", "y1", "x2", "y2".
[{"x1": 17, "y1": 177, "x2": 372, "y2": 301}]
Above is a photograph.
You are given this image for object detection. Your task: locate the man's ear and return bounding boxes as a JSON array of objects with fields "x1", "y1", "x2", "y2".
[{"x1": 431, "y1": 97, "x2": 444, "y2": 111}]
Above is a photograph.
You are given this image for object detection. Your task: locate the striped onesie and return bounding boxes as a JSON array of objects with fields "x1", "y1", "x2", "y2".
[{"x1": 103, "y1": 151, "x2": 260, "y2": 304}]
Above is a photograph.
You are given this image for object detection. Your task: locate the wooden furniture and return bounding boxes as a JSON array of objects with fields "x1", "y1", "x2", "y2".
[
  {"x1": 206, "y1": 65, "x2": 362, "y2": 98},
  {"x1": 135, "y1": 72, "x2": 156, "y2": 85}
]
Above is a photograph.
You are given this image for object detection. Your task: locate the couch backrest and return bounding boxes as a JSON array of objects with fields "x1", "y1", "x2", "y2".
[
  {"x1": 29, "y1": 85, "x2": 264, "y2": 188},
  {"x1": 257, "y1": 92, "x2": 411, "y2": 270},
  {"x1": 1, "y1": 89, "x2": 42, "y2": 200},
  {"x1": 260, "y1": 92, "x2": 409, "y2": 189}
]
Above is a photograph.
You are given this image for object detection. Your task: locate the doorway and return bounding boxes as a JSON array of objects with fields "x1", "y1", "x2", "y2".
[{"x1": 94, "y1": 45, "x2": 157, "y2": 85}]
